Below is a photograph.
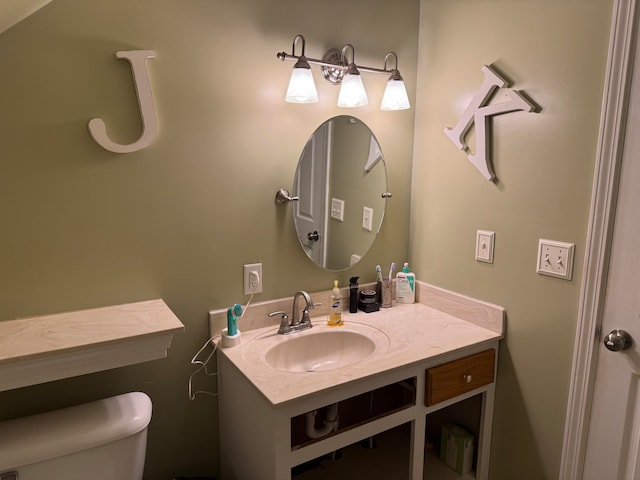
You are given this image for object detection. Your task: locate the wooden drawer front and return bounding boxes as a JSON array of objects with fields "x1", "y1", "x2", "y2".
[{"x1": 426, "y1": 349, "x2": 495, "y2": 406}]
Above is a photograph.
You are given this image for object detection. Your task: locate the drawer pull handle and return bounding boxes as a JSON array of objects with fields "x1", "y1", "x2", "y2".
[{"x1": 464, "y1": 374, "x2": 472, "y2": 384}]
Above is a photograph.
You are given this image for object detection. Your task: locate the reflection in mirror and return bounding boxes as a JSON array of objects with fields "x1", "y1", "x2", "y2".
[{"x1": 293, "y1": 116, "x2": 387, "y2": 271}]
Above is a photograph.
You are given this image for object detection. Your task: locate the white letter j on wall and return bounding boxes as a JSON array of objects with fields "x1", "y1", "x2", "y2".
[{"x1": 89, "y1": 50, "x2": 158, "y2": 154}]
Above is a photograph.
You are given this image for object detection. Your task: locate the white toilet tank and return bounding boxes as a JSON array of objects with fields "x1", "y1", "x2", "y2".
[{"x1": 0, "y1": 391, "x2": 152, "y2": 480}]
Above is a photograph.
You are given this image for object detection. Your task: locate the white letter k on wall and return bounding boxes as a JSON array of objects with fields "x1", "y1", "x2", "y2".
[{"x1": 444, "y1": 65, "x2": 538, "y2": 181}]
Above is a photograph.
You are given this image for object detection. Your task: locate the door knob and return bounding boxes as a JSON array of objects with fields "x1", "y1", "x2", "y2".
[
  {"x1": 604, "y1": 329, "x2": 633, "y2": 352},
  {"x1": 307, "y1": 231, "x2": 320, "y2": 241}
]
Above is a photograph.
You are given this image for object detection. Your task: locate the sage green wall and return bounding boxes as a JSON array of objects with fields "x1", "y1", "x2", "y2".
[
  {"x1": 413, "y1": 1, "x2": 613, "y2": 479},
  {"x1": 0, "y1": 1, "x2": 417, "y2": 478}
]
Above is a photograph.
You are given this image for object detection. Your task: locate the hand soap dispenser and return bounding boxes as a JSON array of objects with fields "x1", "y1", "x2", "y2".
[{"x1": 328, "y1": 280, "x2": 343, "y2": 326}]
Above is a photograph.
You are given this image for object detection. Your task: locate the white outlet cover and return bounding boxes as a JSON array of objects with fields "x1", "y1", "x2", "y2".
[
  {"x1": 536, "y1": 239, "x2": 575, "y2": 280},
  {"x1": 475, "y1": 230, "x2": 495, "y2": 263},
  {"x1": 243, "y1": 262, "x2": 263, "y2": 294},
  {"x1": 331, "y1": 198, "x2": 344, "y2": 222}
]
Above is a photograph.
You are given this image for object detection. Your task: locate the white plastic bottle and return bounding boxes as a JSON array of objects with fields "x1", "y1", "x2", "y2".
[{"x1": 396, "y1": 262, "x2": 416, "y2": 304}]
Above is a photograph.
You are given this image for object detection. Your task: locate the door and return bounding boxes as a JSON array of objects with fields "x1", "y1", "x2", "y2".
[
  {"x1": 582, "y1": 14, "x2": 640, "y2": 479},
  {"x1": 294, "y1": 123, "x2": 329, "y2": 267}
]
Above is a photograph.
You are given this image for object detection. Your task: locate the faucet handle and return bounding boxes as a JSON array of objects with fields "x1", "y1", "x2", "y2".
[
  {"x1": 269, "y1": 311, "x2": 291, "y2": 335},
  {"x1": 300, "y1": 308, "x2": 313, "y2": 326},
  {"x1": 299, "y1": 302, "x2": 322, "y2": 326}
]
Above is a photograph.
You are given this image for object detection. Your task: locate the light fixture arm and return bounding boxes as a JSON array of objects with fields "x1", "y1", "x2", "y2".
[
  {"x1": 341, "y1": 44, "x2": 356, "y2": 66},
  {"x1": 277, "y1": 51, "x2": 343, "y2": 70},
  {"x1": 277, "y1": 35, "x2": 400, "y2": 80},
  {"x1": 383, "y1": 52, "x2": 399, "y2": 71},
  {"x1": 291, "y1": 34, "x2": 306, "y2": 57}
]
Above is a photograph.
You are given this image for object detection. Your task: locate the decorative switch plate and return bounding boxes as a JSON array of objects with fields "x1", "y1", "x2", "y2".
[
  {"x1": 476, "y1": 230, "x2": 495, "y2": 263},
  {"x1": 536, "y1": 239, "x2": 575, "y2": 280}
]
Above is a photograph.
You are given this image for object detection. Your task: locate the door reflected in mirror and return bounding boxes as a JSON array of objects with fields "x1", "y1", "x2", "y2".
[{"x1": 293, "y1": 116, "x2": 387, "y2": 271}]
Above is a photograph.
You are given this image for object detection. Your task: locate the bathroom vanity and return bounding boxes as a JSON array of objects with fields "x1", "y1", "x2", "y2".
[{"x1": 215, "y1": 282, "x2": 504, "y2": 480}]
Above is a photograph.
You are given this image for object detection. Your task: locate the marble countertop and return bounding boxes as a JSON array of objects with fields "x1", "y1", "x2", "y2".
[
  {"x1": 218, "y1": 300, "x2": 503, "y2": 406},
  {"x1": 0, "y1": 299, "x2": 184, "y2": 391}
]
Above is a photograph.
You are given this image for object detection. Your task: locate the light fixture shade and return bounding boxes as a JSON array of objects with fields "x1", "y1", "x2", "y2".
[
  {"x1": 380, "y1": 72, "x2": 410, "y2": 110},
  {"x1": 285, "y1": 57, "x2": 318, "y2": 104},
  {"x1": 337, "y1": 65, "x2": 368, "y2": 108}
]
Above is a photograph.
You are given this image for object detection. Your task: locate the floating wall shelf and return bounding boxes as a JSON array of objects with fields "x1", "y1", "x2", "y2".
[{"x1": 0, "y1": 299, "x2": 184, "y2": 392}]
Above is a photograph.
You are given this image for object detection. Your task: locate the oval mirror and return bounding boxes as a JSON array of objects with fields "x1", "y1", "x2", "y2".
[{"x1": 293, "y1": 115, "x2": 388, "y2": 271}]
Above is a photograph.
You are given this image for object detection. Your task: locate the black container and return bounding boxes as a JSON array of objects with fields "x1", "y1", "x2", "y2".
[{"x1": 358, "y1": 289, "x2": 379, "y2": 313}]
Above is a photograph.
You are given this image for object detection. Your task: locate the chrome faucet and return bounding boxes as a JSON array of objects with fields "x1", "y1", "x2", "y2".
[
  {"x1": 292, "y1": 290, "x2": 313, "y2": 327},
  {"x1": 269, "y1": 290, "x2": 317, "y2": 335}
]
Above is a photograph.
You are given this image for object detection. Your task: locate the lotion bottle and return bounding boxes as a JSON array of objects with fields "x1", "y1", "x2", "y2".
[
  {"x1": 328, "y1": 280, "x2": 343, "y2": 326},
  {"x1": 395, "y1": 262, "x2": 416, "y2": 304}
]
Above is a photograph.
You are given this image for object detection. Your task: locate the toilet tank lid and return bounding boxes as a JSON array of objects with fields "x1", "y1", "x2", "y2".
[{"x1": 0, "y1": 391, "x2": 152, "y2": 471}]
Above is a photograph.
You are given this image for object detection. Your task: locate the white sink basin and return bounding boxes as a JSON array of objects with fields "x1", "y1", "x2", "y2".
[{"x1": 265, "y1": 330, "x2": 375, "y2": 372}]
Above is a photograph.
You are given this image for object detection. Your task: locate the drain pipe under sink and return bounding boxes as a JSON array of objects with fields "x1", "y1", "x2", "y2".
[{"x1": 304, "y1": 403, "x2": 339, "y2": 439}]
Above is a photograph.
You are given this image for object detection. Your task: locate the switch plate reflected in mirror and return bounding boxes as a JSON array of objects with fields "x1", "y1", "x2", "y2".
[{"x1": 292, "y1": 116, "x2": 388, "y2": 271}]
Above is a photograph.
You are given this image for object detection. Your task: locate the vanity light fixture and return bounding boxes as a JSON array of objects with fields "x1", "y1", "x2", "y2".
[
  {"x1": 336, "y1": 44, "x2": 368, "y2": 108},
  {"x1": 277, "y1": 34, "x2": 410, "y2": 110},
  {"x1": 284, "y1": 35, "x2": 319, "y2": 104},
  {"x1": 380, "y1": 53, "x2": 410, "y2": 111}
]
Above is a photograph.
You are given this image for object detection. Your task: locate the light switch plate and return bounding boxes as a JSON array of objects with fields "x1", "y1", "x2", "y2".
[
  {"x1": 536, "y1": 239, "x2": 575, "y2": 280},
  {"x1": 475, "y1": 230, "x2": 495, "y2": 263},
  {"x1": 362, "y1": 206, "x2": 373, "y2": 231},
  {"x1": 331, "y1": 198, "x2": 344, "y2": 221}
]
